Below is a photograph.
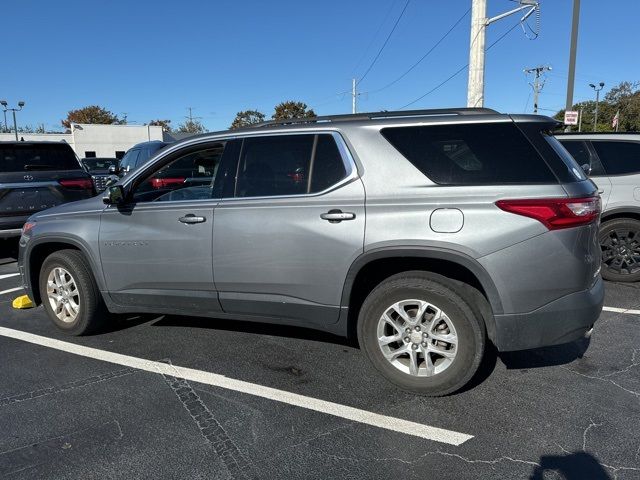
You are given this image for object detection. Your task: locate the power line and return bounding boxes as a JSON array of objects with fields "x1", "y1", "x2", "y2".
[
  {"x1": 368, "y1": 7, "x2": 470, "y2": 95},
  {"x1": 399, "y1": 20, "x2": 521, "y2": 109},
  {"x1": 356, "y1": 0, "x2": 410, "y2": 86},
  {"x1": 351, "y1": 0, "x2": 399, "y2": 76}
]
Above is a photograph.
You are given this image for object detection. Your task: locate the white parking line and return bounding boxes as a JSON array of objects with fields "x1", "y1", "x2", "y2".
[
  {"x1": 0, "y1": 326, "x2": 473, "y2": 446},
  {"x1": 603, "y1": 306, "x2": 640, "y2": 315},
  {"x1": 0, "y1": 287, "x2": 23, "y2": 296},
  {"x1": 0, "y1": 273, "x2": 20, "y2": 280}
]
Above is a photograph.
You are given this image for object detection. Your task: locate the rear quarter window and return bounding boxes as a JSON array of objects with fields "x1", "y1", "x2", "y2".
[
  {"x1": 591, "y1": 140, "x2": 640, "y2": 175},
  {"x1": 381, "y1": 123, "x2": 557, "y2": 185},
  {"x1": 0, "y1": 144, "x2": 80, "y2": 172}
]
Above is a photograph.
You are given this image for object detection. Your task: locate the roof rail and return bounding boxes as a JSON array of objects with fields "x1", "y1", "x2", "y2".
[{"x1": 245, "y1": 107, "x2": 499, "y2": 129}]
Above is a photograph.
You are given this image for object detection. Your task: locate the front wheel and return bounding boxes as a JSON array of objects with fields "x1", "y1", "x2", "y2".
[
  {"x1": 357, "y1": 271, "x2": 486, "y2": 396},
  {"x1": 600, "y1": 218, "x2": 640, "y2": 282},
  {"x1": 39, "y1": 249, "x2": 109, "y2": 335}
]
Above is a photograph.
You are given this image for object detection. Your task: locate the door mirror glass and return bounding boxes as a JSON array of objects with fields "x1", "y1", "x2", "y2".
[{"x1": 103, "y1": 185, "x2": 125, "y2": 205}]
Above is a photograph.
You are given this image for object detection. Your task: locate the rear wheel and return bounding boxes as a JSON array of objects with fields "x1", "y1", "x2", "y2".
[
  {"x1": 600, "y1": 218, "x2": 640, "y2": 282},
  {"x1": 357, "y1": 271, "x2": 486, "y2": 396},
  {"x1": 39, "y1": 249, "x2": 109, "y2": 335}
]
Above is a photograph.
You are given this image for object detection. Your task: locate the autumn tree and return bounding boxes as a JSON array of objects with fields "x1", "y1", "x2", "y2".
[
  {"x1": 148, "y1": 119, "x2": 172, "y2": 131},
  {"x1": 272, "y1": 101, "x2": 316, "y2": 120},
  {"x1": 230, "y1": 110, "x2": 265, "y2": 129},
  {"x1": 176, "y1": 119, "x2": 206, "y2": 134},
  {"x1": 61, "y1": 105, "x2": 122, "y2": 129}
]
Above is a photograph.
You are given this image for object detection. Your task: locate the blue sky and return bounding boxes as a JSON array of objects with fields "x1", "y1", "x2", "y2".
[{"x1": 1, "y1": 0, "x2": 638, "y2": 132}]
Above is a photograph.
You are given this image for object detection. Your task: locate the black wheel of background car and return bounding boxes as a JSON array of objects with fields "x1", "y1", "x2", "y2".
[
  {"x1": 39, "y1": 249, "x2": 109, "y2": 335},
  {"x1": 600, "y1": 218, "x2": 640, "y2": 282},
  {"x1": 357, "y1": 271, "x2": 486, "y2": 397}
]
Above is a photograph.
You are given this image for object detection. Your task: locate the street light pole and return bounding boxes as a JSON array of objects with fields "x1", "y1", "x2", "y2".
[
  {"x1": 0, "y1": 100, "x2": 25, "y2": 140},
  {"x1": 589, "y1": 82, "x2": 604, "y2": 132}
]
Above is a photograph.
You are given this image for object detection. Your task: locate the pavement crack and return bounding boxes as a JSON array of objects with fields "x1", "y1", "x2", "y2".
[
  {"x1": 561, "y1": 365, "x2": 640, "y2": 398},
  {"x1": 0, "y1": 367, "x2": 138, "y2": 408},
  {"x1": 582, "y1": 418, "x2": 603, "y2": 452},
  {"x1": 158, "y1": 360, "x2": 258, "y2": 480}
]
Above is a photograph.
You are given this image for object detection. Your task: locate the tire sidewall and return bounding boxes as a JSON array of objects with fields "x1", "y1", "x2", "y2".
[
  {"x1": 39, "y1": 255, "x2": 89, "y2": 334},
  {"x1": 600, "y1": 218, "x2": 640, "y2": 282},
  {"x1": 358, "y1": 275, "x2": 484, "y2": 395}
]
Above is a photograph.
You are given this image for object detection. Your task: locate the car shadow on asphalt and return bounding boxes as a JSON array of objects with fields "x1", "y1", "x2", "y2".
[
  {"x1": 529, "y1": 451, "x2": 612, "y2": 479},
  {"x1": 498, "y1": 337, "x2": 591, "y2": 370},
  {"x1": 150, "y1": 315, "x2": 354, "y2": 347}
]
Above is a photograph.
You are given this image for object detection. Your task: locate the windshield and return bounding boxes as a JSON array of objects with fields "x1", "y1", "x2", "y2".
[
  {"x1": 0, "y1": 143, "x2": 80, "y2": 172},
  {"x1": 82, "y1": 158, "x2": 118, "y2": 172}
]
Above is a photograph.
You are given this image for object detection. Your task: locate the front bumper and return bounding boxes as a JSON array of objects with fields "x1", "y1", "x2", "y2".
[{"x1": 493, "y1": 276, "x2": 604, "y2": 352}]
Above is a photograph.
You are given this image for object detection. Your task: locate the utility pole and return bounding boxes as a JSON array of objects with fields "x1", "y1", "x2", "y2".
[
  {"x1": 352, "y1": 78, "x2": 357, "y2": 114},
  {"x1": 589, "y1": 82, "x2": 605, "y2": 132},
  {"x1": 578, "y1": 106, "x2": 583, "y2": 132},
  {"x1": 467, "y1": 0, "x2": 487, "y2": 108},
  {"x1": 524, "y1": 65, "x2": 552, "y2": 114},
  {"x1": 565, "y1": 0, "x2": 581, "y2": 114},
  {"x1": 467, "y1": 0, "x2": 540, "y2": 108}
]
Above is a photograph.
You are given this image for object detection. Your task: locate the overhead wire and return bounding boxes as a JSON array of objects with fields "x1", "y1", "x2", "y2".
[
  {"x1": 399, "y1": 20, "x2": 522, "y2": 109},
  {"x1": 356, "y1": 0, "x2": 411, "y2": 86},
  {"x1": 367, "y1": 7, "x2": 471, "y2": 95}
]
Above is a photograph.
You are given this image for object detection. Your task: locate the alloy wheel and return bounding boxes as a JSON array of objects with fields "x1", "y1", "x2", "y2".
[{"x1": 46, "y1": 267, "x2": 80, "y2": 323}]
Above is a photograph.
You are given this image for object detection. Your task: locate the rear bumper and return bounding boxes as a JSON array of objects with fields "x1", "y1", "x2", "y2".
[{"x1": 493, "y1": 276, "x2": 604, "y2": 352}]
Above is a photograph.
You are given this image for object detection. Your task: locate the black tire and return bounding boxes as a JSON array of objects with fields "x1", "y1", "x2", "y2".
[
  {"x1": 39, "y1": 249, "x2": 109, "y2": 335},
  {"x1": 600, "y1": 218, "x2": 640, "y2": 283},
  {"x1": 357, "y1": 271, "x2": 486, "y2": 396}
]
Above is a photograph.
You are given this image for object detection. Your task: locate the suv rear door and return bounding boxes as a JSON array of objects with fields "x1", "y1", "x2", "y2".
[{"x1": 212, "y1": 132, "x2": 365, "y2": 326}]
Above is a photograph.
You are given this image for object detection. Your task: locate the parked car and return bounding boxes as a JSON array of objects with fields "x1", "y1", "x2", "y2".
[
  {"x1": 80, "y1": 157, "x2": 119, "y2": 192},
  {"x1": 557, "y1": 133, "x2": 640, "y2": 282},
  {"x1": 18, "y1": 108, "x2": 603, "y2": 396},
  {"x1": 115, "y1": 141, "x2": 171, "y2": 177},
  {"x1": 0, "y1": 141, "x2": 95, "y2": 238}
]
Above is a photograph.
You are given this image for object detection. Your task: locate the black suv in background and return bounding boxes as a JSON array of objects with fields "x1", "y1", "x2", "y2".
[
  {"x1": 80, "y1": 157, "x2": 119, "y2": 192},
  {"x1": 0, "y1": 141, "x2": 95, "y2": 237}
]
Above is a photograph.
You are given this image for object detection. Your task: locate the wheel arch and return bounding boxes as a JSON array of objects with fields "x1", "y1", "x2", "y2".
[
  {"x1": 25, "y1": 236, "x2": 105, "y2": 305},
  {"x1": 341, "y1": 247, "x2": 502, "y2": 342},
  {"x1": 601, "y1": 207, "x2": 640, "y2": 223}
]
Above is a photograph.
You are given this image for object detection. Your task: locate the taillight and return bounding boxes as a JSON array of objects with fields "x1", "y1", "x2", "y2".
[
  {"x1": 150, "y1": 177, "x2": 185, "y2": 189},
  {"x1": 495, "y1": 196, "x2": 601, "y2": 230},
  {"x1": 59, "y1": 178, "x2": 94, "y2": 190}
]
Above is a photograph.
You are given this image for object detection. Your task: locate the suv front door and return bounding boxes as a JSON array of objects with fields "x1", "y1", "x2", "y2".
[
  {"x1": 213, "y1": 132, "x2": 365, "y2": 326},
  {"x1": 99, "y1": 141, "x2": 232, "y2": 314}
]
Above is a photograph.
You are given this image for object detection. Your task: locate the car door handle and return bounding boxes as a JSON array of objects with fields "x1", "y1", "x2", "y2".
[
  {"x1": 320, "y1": 209, "x2": 356, "y2": 223},
  {"x1": 179, "y1": 214, "x2": 206, "y2": 224}
]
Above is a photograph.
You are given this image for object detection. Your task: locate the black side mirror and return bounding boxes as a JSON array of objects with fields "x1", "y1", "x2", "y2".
[
  {"x1": 581, "y1": 163, "x2": 592, "y2": 176},
  {"x1": 103, "y1": 185, "x2": 125, "y2": 205},
  {"x1": 108, "y1": 165, "x2": 120, "y2": 175}
]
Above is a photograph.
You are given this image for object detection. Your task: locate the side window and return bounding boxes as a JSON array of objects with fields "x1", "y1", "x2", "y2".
[
  {"x1": 560, "y1": 140, "x2": 605, "y2": 176},
  {"x1": 591, "y1": 140, "x2": 640, "y2": 175},
  {"x1": 131, "y1": 143, "x2": 225, "y2": 203},
  {"x1": 381, "y1": 123, "x2": 556, "y2": 185},
  {"x1": 235, "y1": 134, "x2": 348, "y2": 198}
]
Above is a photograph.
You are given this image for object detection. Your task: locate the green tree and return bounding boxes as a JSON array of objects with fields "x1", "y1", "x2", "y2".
[
  {"x1": 230, "y1": 110, "x2": 265, "y2": 129},
  {"x1": 272, "y1": 101, "x2": 316, "y2": 120},
  {"x1": 176, "y1": 119, "x2": 206, "y2": 134},
  {"x1": 148, "y1": 119, "x2": 172, "y2": 131},
  {"x1": 61, "y1": 105, "x2": 122, "y2": 129}
]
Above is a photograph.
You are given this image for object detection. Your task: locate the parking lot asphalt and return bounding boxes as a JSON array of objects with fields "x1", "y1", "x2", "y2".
[{"x1": 0, "y1": 239, "x2": 639, "y2": 479}]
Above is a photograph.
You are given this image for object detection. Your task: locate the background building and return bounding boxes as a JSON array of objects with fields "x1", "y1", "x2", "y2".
[{"x1": 0, "y1": 123, "x2": 165, "y2": 158}]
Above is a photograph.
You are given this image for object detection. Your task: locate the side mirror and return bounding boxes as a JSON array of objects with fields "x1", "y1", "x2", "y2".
[
  {"x1": 103, "y1": 185, "x2": 125, "y2": 205},
  {"x1": 108, "y1": 165, "x2": 120, "y2": 175},
  {"x1": 581, "y1": 163, "x2": 592, "y2": 176}
]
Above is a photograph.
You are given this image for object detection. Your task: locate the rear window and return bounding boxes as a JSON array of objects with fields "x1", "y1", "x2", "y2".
[
  {"x1": 381, "y1": 123, "x2": 556, "y2": 185},
  {"x1": 591, "y1": 140, "x2": 640, "y2": 175},
  {"x1": 559, "y1": 140, "x2": 605, "y2": 176},
  {"x1": 0, "y1": 143, "x2": 80, "y2": 172}
]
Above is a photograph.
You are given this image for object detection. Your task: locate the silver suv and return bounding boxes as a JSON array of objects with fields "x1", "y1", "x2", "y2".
[
  {"x1": 557, "y1": 133, "x2": 640, "y2": 282},
  {"x1": 18, "y1": 108, "x2": 604, "y2": 396}
]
